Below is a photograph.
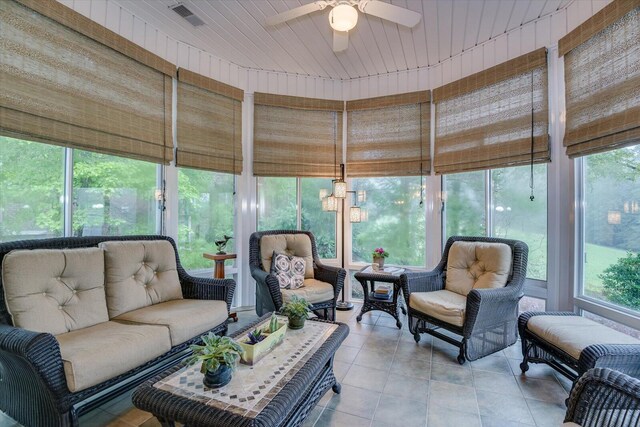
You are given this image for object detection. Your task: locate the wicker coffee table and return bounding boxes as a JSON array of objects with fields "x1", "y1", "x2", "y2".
[{"x1": 132, "y1": 314, "x2": 348, "y2": 427}]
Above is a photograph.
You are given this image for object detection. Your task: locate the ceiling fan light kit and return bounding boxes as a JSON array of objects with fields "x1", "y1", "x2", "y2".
[{"x1": 329, "y1": 3, "x2": 358, "y2": 32}]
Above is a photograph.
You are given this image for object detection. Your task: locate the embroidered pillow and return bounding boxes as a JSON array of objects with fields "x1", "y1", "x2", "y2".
[{"x1": 270, "y1": 252, "x2": 305, "y2": 290}]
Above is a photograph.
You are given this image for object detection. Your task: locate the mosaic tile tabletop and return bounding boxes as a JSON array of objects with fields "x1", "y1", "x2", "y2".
[{"x1": 154, "y1": 317, "x2": 339, "y2": 419}]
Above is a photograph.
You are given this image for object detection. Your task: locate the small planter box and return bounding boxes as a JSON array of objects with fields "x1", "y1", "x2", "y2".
[{"x1": 237, "y1": 320, "x2": 287, "y2": 365}]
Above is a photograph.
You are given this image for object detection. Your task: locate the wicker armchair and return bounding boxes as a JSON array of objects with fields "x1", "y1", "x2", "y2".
[
  {"x1": 249, "y1": 230, "x2": 345, "y2": 320},
  {"x1": 401, "y1": 236, "x2": 528, "y2": 364},
  {"x1": 564, "y1": 368, "x2": 640, "y2": 426}
]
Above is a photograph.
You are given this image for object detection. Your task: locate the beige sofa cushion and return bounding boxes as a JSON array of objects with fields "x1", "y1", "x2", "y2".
[
  {"x1": 2, "y1": 248, "x2": 108, "y2": 335},
  {"x1": 114, "y1": 299, "x2": 228, "y2": 346},
  {"x1": 261, "y1": 234, "x2": 314, "y2": 279},
  {"x1": 281, "y1": 278, "x2": 333, "y2": 304},
  {"x1": 527, "y1": 315, "x2": 640, "y2": 360},
  {"x1": 409, "y1": 290, "x2": 467, "y2": 327},
  {"x1": 55, "y1": 321, "x2": 171, "y2": 392},
  {"x1": 445, "y1": 241, "x2": 512, "y2": 296},
  {"x1": 100, "y1": 240, "x2": 183, "y2": 318}
]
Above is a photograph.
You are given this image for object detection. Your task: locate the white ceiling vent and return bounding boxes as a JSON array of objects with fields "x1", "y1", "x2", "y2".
[{"x1": 169, "y1": 4, "x2": 205, "y2": 27}]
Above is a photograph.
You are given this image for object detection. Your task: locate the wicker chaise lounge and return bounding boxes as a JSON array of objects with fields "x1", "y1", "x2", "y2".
[{"x1": 401, "y1": 236, "x2": 528, "y2": 364}]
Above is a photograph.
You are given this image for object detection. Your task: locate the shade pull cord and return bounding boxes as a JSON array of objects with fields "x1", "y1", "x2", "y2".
[
  {"x1": 233, "y1": 102, "x2": 237, "y2": 195},
  {"x1": 529, "y1": 70, "x2": 535, "y2": 202},
  {"x1": 419, "y1": 102, "x2": 424, "y2": 207}
]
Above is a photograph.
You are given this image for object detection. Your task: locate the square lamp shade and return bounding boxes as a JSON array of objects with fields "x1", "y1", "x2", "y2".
[
  {"x1": 326, "y1": 195, "x2": 338, "y2": 212},
  {"x1": 333, "y1": 180, "x2": 347, "y2": 198},
  {"x1": 350, "y1": 206, "x2": 361, "y2": 223}
]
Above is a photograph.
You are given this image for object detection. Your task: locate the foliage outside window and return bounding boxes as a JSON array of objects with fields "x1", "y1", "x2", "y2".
[
  {"x1": 72, "y1": 151, "x2": 157, "y2": 237},
  {"x1": 179, "y1": 169, "x2": 235, "y2": 270},
  {"x1": 582, "y1": 145, "x2": 640, "y2": 314},
  {"x1": 0, "y1": 137, "x2": 64, "y2": 241},
  {"x1": 257, "y1": 177, "x2": 297, "y2": 231},
  {"x1": 301, "y1": 179, "x2": 336, "y2": 259},
  {"x1": 444, "y1": 171, "x2": 486, "y2": 238}
]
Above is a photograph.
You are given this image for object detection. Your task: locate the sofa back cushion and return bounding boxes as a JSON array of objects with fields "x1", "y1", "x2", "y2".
[
  {"x1": 100, "y1": 240, "x2": 182, "y2": 318},
  {"x1": 445, "y1": 241, "x2": 512, "y2": 296},
  {"x1": 2, "y1": 248, "x2": 108, "y2": 335},
  {"x1": 260, "y1": 234, "x2": 314, "y2": 279}
]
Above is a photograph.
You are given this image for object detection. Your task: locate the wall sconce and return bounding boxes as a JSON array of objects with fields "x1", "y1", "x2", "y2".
[{"x1": 607, "y1": 210, "x2": 622, "y2": 225}]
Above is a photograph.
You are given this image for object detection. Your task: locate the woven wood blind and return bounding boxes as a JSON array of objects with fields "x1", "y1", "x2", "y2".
[
  {"x1": 177, "y1": 69, "x2": 243, "y2": 174},
  {"x1": 346, "y1": 91, "x2": 431, "y2": 177},
  {"x1": 0, "y1": 0, "x2": 174, "y2": 164},
  {"x1": 561, "y1": 2, "x2": 640, "y2": 158},
  {"x1": 253, "y1": 94, "x2": 343, "y2": 177},
  {"x1": 433, "y1": 48, "x2": 549, "y2": 174}
]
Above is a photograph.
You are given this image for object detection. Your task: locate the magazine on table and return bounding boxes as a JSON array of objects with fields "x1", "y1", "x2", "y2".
[{"x1": 363, "y1": 265, "x2": 405, "y2": 275}]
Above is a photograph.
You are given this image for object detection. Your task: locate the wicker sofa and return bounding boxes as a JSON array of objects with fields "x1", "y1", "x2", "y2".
[{"x1": 0, "y1": 235, "x2": 235, "y2": 427}]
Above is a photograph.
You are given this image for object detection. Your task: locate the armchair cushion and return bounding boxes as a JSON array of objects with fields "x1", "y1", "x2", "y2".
[
  {"x1": 114, "y1": 299, "x2": 228, "y2": 346},
  {"x1": 527, "y1": 315, "x2": 640, "y2": 360},
  {"x1": 409, "y1": 289, "x2": 467, "y2": 327},
  {"x1": 445, "y1": 241, "x2": 512, "y2": 296},
  {"x1": 55, "y1": 321, "x2": 171, "y2": 392},
  {"x1": 271, "y1": 252, "x2": 306, "y2": 289},
  {"x1": 2, "y1": 247, "x2": 108, "y2": 335},
  {"x1": 260, "y1": 234, "x2": 314, "y2": 279},
  {"x1": 100, "y1": 241, "x2": 183, "y2": 318},
  {"x1": 281, "y1": 279, "x2": 333, "y2": 304}
]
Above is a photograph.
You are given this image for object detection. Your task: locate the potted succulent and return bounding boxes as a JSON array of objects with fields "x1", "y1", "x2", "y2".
[
  {"x1": 280, "y1": 295, "x2": 311, "y2": 329},
  {"x1": 186, "y1": 332, "x2": 243, "y2": 388},
  {"x1": 372, "y1": 247, "x2": 389, "y2": 269},
  {"x1": 237, "y1": 313, "x2": 287, "y2": 365}
]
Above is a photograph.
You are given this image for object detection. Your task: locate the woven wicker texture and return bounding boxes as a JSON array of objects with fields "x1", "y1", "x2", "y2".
[
  {"x1": 0, "y1": 0, "x2": 174, "y2": 165},
  {"x1": 433, "y1": 48, "x2": 549, "y2": 174},
  {"x1": 253, "y1": 94, "x2": 343, "y2": 178},
  {"x1": 564, "y1": 368, "x2": 640, "y2": 427},
  {"x1": 346, "y1": 91, "x2": 431, "y2": 177},
  {"x1": 176, "y1": 69, "x2": 243, "y2": 174},
  {"x1": 562, "y1": 4, "x2": 640, "y2": 158},
  {"x1": 402, "y1": 236, "x2": 528, "y2": 363}
]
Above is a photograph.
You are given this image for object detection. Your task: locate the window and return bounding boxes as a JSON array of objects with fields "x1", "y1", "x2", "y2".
[
  {"x1": 443, "y1": 165, "x2": 548, "y2": 281},
  {"x1": 0, "y1": 137, "x2": 64, "y2": 241},
  {"x1": 351, "y1": 176, "x2": 426, "y2": 267},
  {"x1": 257, "y1": 177, "x2": 337, "y2": 259},
  {"x1": 72, "y1": 151, "x2": 158, "y2": 237},
  {"x1": 580, "y1": 145, "x2": 640, "y2": 315},
  {"x1": 178, "y1": 169, "x2": 235, "y2": 271}
]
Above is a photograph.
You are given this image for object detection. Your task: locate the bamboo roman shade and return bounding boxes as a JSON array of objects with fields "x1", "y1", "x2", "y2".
[
  {"x1": 433, "y1": 48, "x2": 549, "y2": 174},
  {"x1": 560, "y1": 1, "x2": 639, "y2": 158},
  {"x1": 253, "y1": 94, "x2": 343, "y2": 177},
  {"x1": 0, "y1": 0, "x2": 174, "y2": 164},
  {"x1": 346, "y1": 91, "x2": 431, "y2": 177},
  {"x1": 176, "y1": 69, "x2": 243, "y2": 174}
]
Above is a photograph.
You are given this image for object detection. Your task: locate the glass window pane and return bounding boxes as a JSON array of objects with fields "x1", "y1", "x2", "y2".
[
  {"x1": 491, "y1": 165, "x2": 548, "y2": 280},
  {"x1": 301, "y1": 178, "x2": 336, "y2": 259},
  {"x1": 582, "y1": 145, "x2": 640, "y2": 313},
  {"x1": 0, "y1": 137, "x2": 64, "y2": 241},
  {"x1": 72, "y1": 151, "x2": 157, "y2": 237},
  {"x1": 257, "y1": 177, "x2": 297, "y2": 231},
  {"x1": 444, "y1": 171, "x2": 486, "y2": 239},
  {"x1": 351, "y1": 177, "x2": 426, "y2": 268},
  {"x1": 178, "y1": 169, "x2": 235, "y2": 271}
]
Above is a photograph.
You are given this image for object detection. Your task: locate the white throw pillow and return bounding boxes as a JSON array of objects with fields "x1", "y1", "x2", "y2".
[{"x1": 271, "y1": 252, "x2": 306, "y2": 290}]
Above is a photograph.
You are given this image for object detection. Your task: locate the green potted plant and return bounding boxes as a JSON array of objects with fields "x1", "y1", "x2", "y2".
[
  {"x1": 237, "y1": 313, "x2": 287, "y2": 365},
  {"x1": 186, "y1": 332, "x2": 243, "y2": 388},
  {"x1": 280, "y1": 295, "x2": 311, "y2": 329},
  {"x1": 372, "y1": 247, "x2": 389, "y2": 269}
]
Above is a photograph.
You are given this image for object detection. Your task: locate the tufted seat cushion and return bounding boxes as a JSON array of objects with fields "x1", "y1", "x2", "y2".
[
  {"x1": 409, "y1": 290, "x2": 467, "y2": 327},
  {"x1": 100, "y1": 240, "x2": 183, "y2": 318},
  {"x1": 1, "y1": 248, "x2": 109, "y2": 335},
  {"x1": 445, "y1": 241, "x2": 512, "y2": 296},
  {"x1": 260, "y1": 234, "x2": 314, "y2": 279},
  {"x1": 281, "y1": 278, "x2": 334, "y2": 304}
]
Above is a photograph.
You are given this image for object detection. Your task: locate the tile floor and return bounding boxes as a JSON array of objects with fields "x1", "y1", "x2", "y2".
[{"x1": 1, "y1": 305, "x2": 572, "y2": 427}]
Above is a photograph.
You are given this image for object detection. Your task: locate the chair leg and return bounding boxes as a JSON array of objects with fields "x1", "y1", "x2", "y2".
[{"x1": 457, "y1": 341, "x2": 466, "y2": 365}]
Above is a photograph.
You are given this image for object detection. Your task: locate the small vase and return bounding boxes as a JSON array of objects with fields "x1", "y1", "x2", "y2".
[
  {"x1": 288, "y1": 315, "x2": 306, "y2": 330},
  {"x1": 203, "y1": 364, "x2": 233, "y2": 388},
  {"x1": 373, "y1": 256, "x2": 385, "y2": 269}
]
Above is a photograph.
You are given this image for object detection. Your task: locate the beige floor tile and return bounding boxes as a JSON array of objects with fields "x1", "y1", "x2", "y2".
[
  {"x1": 476, "y1": 390, "x2": 536, "y2": 425},
  {"x1": 480, "y1": 415, "x2": 535, "y2": 427},
  {"x1": 428, "y1": 381, "x2": 479, "y2": 415},
  {"x1": 394, "y1": 340, "x2": 432, "y2": 361},
  {"x1": 334, "y1": 345, "x2": 360, "y2": 364},
  {"x1": 516, "y1": 376, "x2": 569, "y2": 404},
  {"x1": 333, "y1": 361, "x2": 352, "y2": 381},
  {"x1": 382, "y1": 374, "x2": 429, "y2": 401},
  {"x1": 315, "y1": 409, "x2": 372, "y2": 427},
  {"x1": 427, "y1": 405, "x2": 481, "y2": 427},
  {"x1": 525, "y1": 398, "x2": 567, "y2": 427},
  {"x1": 472, "y1": 370, "x2": 524, "y2": 397},
  {"x1": 354, "y1": 348, "x2": 395, "y2": 371},
  {"x1": 301, "y1": 405, "x2": 325, "y2": 427},
  {"x1": 374, "y1": 395, "x2": 428, "y2": 427},
  {"x1": 343, "y1": 364, "x2": 389, "y2": 392},
  {"x1": 430, "y1": 362, "x2": 474, "y2": 386},
  {"x1": 469, "y1": 354, "x2": 512, "y2": 374},
  {"x1": 325, "y1": 384, "x2": 380, "y2": 419},
  {"x1": 341, "y1": 332, "x2": 368, "y2": 349},
  {"x1": 390, "y1": 354, "x2": 431, "y2": 379}
]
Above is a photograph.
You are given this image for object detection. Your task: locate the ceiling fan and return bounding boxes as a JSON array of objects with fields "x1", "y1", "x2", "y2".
[{"x1": 265, "y1": 0, "x2": 422, "y2": 52}]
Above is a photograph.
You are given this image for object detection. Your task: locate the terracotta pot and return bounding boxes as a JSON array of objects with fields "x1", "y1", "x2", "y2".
[
  {"x1": 373, "y1": 256, "x2": 385, "y2": 269},
  {"x1": 288, "y1": 315, "x2": 306, "y2": 330},
  {"x1": 203, "y1": 363, "x2": 233, "y2": 388}
]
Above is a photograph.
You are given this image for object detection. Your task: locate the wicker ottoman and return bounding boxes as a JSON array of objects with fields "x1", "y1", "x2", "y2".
[{"x1": 518, "y1": 312, "x2": 640, "y2": 382}]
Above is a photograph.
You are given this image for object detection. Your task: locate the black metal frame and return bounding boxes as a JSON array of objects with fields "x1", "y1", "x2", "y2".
[
  {"x1": 401, "y1": 236, "x2": 528, "y2": 364},
  {"x1": 249, "y1": 230, "x2": 346, "y2": 321},
  {"x1": 0, "y1": 235, "x2": 235, "y2": 427}
]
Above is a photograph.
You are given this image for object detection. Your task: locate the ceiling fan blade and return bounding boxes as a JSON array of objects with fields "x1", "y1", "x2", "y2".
[
  {"x1": 265, "y1": 1, "x2": 328, "y2": 26},
  {"x1": 359, "y1": 0, "x2": 422, "y2": 28},
  {"x1": 333, "y1": 30, "x2": 349, "y2": 52}
]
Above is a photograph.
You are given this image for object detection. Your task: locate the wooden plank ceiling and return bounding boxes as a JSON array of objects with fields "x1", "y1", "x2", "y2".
[{"x1": 113, "y1": 0, "x2": 574, "y2": 79}]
